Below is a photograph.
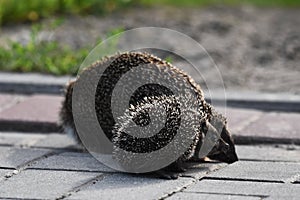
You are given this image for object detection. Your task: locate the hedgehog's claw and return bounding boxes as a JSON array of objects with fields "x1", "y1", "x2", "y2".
[{"x1": 155, "y1": 170, "x2": 182, "y2": 179}]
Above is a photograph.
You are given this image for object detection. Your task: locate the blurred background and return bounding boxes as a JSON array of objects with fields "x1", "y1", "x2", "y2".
[{"x1": 0, "y1": 0, "x2": 299, "y2": 94}]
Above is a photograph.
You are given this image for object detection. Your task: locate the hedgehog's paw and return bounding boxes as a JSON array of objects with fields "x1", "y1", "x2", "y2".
[
  {"x1": 155, "y1": 170, "x2": 182, "y2": 180},
  {"x1": 188, "y1": 156, "x2": 213, "y2": 163}
]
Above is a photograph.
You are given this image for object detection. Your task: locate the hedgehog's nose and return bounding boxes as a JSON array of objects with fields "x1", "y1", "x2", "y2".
[{"x1": 227, "y1": 151, "x2": 239, "y2": 164}]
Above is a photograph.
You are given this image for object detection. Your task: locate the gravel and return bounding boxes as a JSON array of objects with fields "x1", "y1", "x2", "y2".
[{"x1": 1, "y1": 6, "x2": 299, "y2": 94}]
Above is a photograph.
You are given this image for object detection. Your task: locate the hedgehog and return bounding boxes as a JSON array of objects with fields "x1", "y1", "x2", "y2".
[{"x1": 60, "y1": 52, "x2": 238, "y2": 179}]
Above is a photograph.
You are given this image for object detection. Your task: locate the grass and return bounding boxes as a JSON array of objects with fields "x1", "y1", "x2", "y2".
[
  {"x1": 1, "y1": 0, "x2": 300, "y2": 25},
  {"x1": 0, "y1": 0, "x2": 300, "y2": 75},
  {"x1": 0, "y1": 0, "x2": 135, "y2": 25},
  {"x1": 0, "y1": 22, "x2": 123, "y2": 75}
]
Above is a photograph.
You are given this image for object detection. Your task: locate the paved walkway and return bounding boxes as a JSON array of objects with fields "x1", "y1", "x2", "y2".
[
  {"x1": 0, "y1": 132, "x2": 299, "y2": 199},
  {"x1": 0, "y1": 93, "x2": 300, "y2": 144},
  {"x1": 0, "y1": 73, "x2": 300, "y2": 199}
]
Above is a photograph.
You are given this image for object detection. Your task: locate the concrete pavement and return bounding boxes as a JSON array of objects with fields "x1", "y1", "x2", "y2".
[
  {"x1": 0, "y1": 93, "x2": 299, "y2": 144},
  {"x1": 0, "y1": 132, "x2": 299, "y2": 199},
  {"x1": 0, "y1": 72, "x2": 299, "y2": 199}
]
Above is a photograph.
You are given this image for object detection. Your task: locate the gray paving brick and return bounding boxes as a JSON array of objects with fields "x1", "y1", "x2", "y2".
[
  {"x1": 185, "y1": 179, "x2": 300, "y2": 199},
  {"x1": 211, "y1": 90, "x2": 300, "y2": 112},
  {"x1": 0, "y1": 132, "x2": 46, "y2": 146},
  {"x1": 183, "y1": 162, "x2": 227, "y2": 179},
  {"x1": 266, "y1": 193, "x2": 300, "y2": 200},
  {"x1": 0, "y1": 72, "x2": 71, "y2": 86},
  {"x1": 0, "y1": 169, "x2": 100, "y2": 199},
  {"x1": 59, "y1": 152, "x2": 91, "y2": 157},
  {"x1": 240, "y1": 112, "x2": 300, "y2": 139},
  {"x1": 67, "y1": 174, "x2": 194, "y2": 200},
  {"x1": 0, "y1": 132, "x2": 77, "y2": 149},
  {"x1": 206, "y1": 161, "x2": 300, "y2": 182},
  {"x1": 33, "y1": 133, "x2": 77, "y2": 148},
  {"x1": 0, "y1": 169, "x2": 11, "y2": 179},
  {"x1": 0, "y1": 72, "x2": 72, "y2": 94},
  {"x1": 236, "y1": 145, "x2": 300, "y2": 162},
  {"x1": 293, "y1": 176, "x2": 300, "y2": 184},
  {"x1": 0, "y1": 146, "x2": 50, "y2": 168},
  {"x1": 220, "y1": 107, "x2": 263, "y2": 134},
  {"x1": 168, "y1": 192, "x2": 261, "y2": 200},
  {"x1": 29, "y1": 152, "x2": 115, "y2": 172}
]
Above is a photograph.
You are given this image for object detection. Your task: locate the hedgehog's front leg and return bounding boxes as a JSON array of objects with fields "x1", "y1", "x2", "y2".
[{"x1": 154, "y1": 159, "x2": 186, "y2": 179}]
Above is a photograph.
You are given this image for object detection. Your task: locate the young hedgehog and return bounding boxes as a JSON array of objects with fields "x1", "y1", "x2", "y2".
[{"x1": 60, "y1": 52, "x2": 238, "y2": 179}]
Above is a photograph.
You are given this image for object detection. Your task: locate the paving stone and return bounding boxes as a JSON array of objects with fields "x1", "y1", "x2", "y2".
[
  {"x1": 0, "y1": 95, "x2": 63, "y2": 123},
  {"x1": 0, "y1": 72, "x2": 72, "y2": 94},
  {"x1": 0, "y1": 94, "x2": 26, "y2": 112},
  {"x1": 29, "y1": 152, "x2": 115, "y2": 172},
  {"x1": 292, "y1": 175, "x2": 300, "y2": 184},
  {"x1": 216, "y1": 107, "x2": 263, "y2": 134},
  {"x1": 33, "y1": 133, "x2": 77, "y2": 148},
  {"x1": 67, "y1": 174, "x2": 194, "y2": 200},
  {"x1": 0, "y1": 95, "x2": 62, "y2": 132},
  {"x1": 183, "y1": 162, "x2": 227, "y2": 179},
  {"x1": 215, "y1": 107, "x2": 300, "y2": 143},
  {"x1": 210, "y1": 90, "x2": 300, "y2": 103},
  {"x1": 0, "y1": 169, "x2": 11, "y2": 180},
  {"x1": 0, "y1": 94, "x2": 14, "y2": 107},
  {"x1": 0, "y1": 132, "x2": 46, "y2": 146},
  {"x1": 59, "y1": 152, "x2": 92, "y2": 157},
  {"x1": 266, "y1": 187, "x2": 300, "y2": 200},
  {"x1": 206, "y1": 161, "x2": 300, "y2": 182},
  {"x1": 236, "y1": 145, "x2": 300, "y2": 162},
  {"x1": 0, "y1": 169, "x2": 100, "y2": 199},
  {"x1": 168, "y1": 192, "x2": 261, "y2": 200},
  {"x1": 210, "y1": 90, "x2": 300, "y2": 112},
  {"x1": 185, "y1": 179, "x2": 300, "y2": 199},
  {"x1": 0, "y1": 93, "x2": 299, "y2": 141},
  {"x1": 0, "y1": 132, "x2": 77, "y2": 149},
  {"x1": 0, "y1": 146, "x2": 50, "y2": 168},
  {"x1": 240, "y1": 112, "x2": 300, "y2": 140}
]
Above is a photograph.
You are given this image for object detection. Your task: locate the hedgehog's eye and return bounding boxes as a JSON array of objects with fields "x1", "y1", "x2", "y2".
[
  {"x1": 222, "y1": 143, "x2": 230, "y2": 153},
  {"x1": 219, "y1": 138, "x2": 230, "y2": 153}
]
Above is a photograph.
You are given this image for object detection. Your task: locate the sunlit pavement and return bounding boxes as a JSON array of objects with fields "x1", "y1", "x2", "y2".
[{"x1": 0, "y1": 74, "x2": 299, "y2": 199}]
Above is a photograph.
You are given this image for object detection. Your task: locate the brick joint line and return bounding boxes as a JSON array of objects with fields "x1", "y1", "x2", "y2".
[
  {"x1": 182, "y1": 191, "x2": 269, "y2": 198},
  {"x1": 201, "y1": 176, "x2": 285, "y2": 183},
  {"x1": 0, "y1": 197, "x2": 45, "y2": 200},
  {"x1": 162, "y1": 163, "x2": 228, "y2": 199},
  {"x1": 158, "y1": 177, "x2": 197, "y2": 200},
  {"x1": 239, "y1": 158, "x2": 300, "y2": 163},
  {"x1": 3, "y1": 150, "x2": 63, "y2": 180},
  {"x1": 25, "y1": 167, "x2": 117, "y2": 174},
  {"x1": 0, "y1": 143, "x2": 80, "y2": 152},
  {"x1": 55, "y1": 174, "x2": 106, "y2": 200}
]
